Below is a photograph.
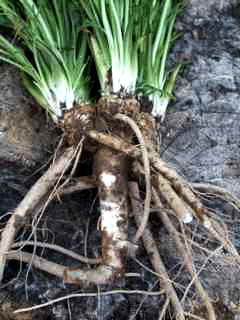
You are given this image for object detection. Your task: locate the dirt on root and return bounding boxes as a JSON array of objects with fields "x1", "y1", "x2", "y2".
[{"x1": 1, "y1": 2, "x2": 240, "y2": 320}]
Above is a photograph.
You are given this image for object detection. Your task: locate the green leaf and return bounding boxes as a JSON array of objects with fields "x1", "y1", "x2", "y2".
[{"x1": 0, "y1": 0, "x2": 91, "y2": 121}]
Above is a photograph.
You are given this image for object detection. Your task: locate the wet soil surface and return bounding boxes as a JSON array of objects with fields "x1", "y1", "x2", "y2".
[{"x1": 1, "y1": 2, "x2": 240, "y2": 320}]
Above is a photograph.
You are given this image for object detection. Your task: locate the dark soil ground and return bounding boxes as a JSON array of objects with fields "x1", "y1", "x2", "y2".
[{"x1": 1, "y1": 1, "x2": 240, "y2": 320}]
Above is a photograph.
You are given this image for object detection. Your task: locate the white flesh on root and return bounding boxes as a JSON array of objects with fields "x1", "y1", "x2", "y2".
[
  {"x1": 64, "y1": 147, "x2": 128, "y2": 286},
  {"x1": 182, "y1": 212, "x2": 193, "y2": 224}
]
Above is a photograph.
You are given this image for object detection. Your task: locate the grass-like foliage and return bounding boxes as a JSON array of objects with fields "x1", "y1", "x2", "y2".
[
  {"x1": 0, "y1": 0, "x2": 91, "y2": 121},
  {"x1": 79, "y1": 0, "x2": 141, "y2": 95},
  {"x1": 80, "y1": 0, "x2": 182, "y2": 117},
  {"x1": 0, "y1": 0, "x2": 182, "y2": 120},
  {"x1": 137, "y1": 0, "x2": 182, "y2": 118}
]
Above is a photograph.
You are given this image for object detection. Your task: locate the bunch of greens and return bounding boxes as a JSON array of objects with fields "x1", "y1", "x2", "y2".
[
  {"x1": 137, "y1": 0, "x2": 182, "y2": 118},
  {"x1": 80, "y1": 0, "x2": 182, "y2": 118},
  {"x1": 0, "y1": 0, "x2": 90, "y2": 121},
  {"x1": 79, "y1": 0, "x2": 141, "y2": 96},
  {"x1": 0, "y1": 0, "x2": 182, "y2": 121}
]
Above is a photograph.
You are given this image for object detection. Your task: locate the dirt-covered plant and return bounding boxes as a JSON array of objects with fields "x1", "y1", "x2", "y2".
[{"x1": 0, "y1": 1, "x2": 239, "y2": 320}]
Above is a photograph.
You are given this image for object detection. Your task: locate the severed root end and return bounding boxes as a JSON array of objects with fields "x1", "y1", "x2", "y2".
[
  {"x1": 64, "y1": 264, "x2": 122, "y2": 286},
  {"x1": 64, "y1": 147, "x2": 129, "y2": 286}
]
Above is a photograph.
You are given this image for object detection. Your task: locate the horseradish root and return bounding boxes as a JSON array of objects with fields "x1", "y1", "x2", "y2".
[{"x1": 64, "y1": 147, "x2": 129, "y2": 285}]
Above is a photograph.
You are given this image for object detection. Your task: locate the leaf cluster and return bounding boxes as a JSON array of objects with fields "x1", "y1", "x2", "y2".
[
  {"x1": 0, "y1": 0, "x2": 183, "y2": 120},
  {"x1": 0, "y1": 0, "x2": 90, "y2": 120}
]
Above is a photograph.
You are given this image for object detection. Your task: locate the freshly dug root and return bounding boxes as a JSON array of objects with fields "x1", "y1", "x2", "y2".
[
  {"x1": 129, "y1": 182, "x2": 186, "y2": 320},
  {"x1": 191, "y1": 182, "x2": 240, "y2": 259},
  {"x1": 58, "y1": 176, "x2": 96, "y2": 194},
  {"x1": 0, "y1": 100, "x2": 239, "y2": 320},
  {"x1": 86, "y1": 128, "x2": 205, "y2": 224},
  {"x1": 12, "y1": 241, "x2": 100, "y2": 264},
  {"x1": 0, "y1": 147, "x2": 76, "y2": 282},
  {"x1": 6, "y1": 250, "x2": 65, "y2": 279},
  {"x1": 147, "y1": 146, "x2": 206, "y2": 224},
  {"x1": 152, "y1": 188, "x2": 216, "y2": 320},
  {"x1": 114, "y1": 113, "x2": 151, "y2": 243},
  {"x1": 64, "y1": 146, "x2": 129, "y2": 285},
  {"x1": 87, "y1": 129, "x2": 137, "y2": 155},
  {"x1": 192, "y1": 182, "x2": 240, "y2": 211},
  {"x1": 152, "y1": 173, "x2": 194, "y2": 223}
]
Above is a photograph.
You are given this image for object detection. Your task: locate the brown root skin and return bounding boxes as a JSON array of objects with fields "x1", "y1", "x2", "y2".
[
  {"x1": 64, "y1": 146, "x2": 129, "y2": 285},
  {"x1": 0, "y1": 147, "x2": 76, "y2": 282},
  {"x1": 63, "y1": 98, "x2": 155, "y2": 150},
  {"x1": 64, "y1": 265, "x2": 121, "y2": 287},
  {"x1": 64, "y1": 104, "x2": 96, "y2": 145},
  {"x1": 148, "y1": 146, "x2": 205, "y2": 223},
  {"x1": 97, "y1": 95, "x2": 140, "y2": 116},
  {"x1": 1, "y1": 96, "x2": 228, "y2": 320},
  {"x1": 128, "y1": 182, "x2": 186, "y2": 320},
  {"x1": 152, "y1": 173, "x2": 194, "y2": 223}
]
